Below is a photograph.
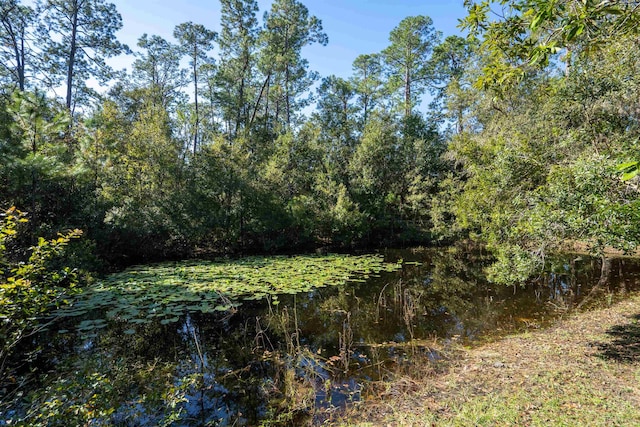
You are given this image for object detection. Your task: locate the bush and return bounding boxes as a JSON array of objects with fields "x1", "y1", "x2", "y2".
[{"x1": 0, "y1": 207, "x2": 83, "y2": 386}]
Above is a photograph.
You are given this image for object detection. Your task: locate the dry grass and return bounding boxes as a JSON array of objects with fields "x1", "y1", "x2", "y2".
[{"x1": 334, "y1": 294, "x2": 640, "y2": 426}]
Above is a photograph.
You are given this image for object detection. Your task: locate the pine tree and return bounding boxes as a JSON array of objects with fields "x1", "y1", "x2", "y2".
[
  {"x1": 39, "y1": 0, "x2": 128, "y2": 111},
  {"x1": 174, "y1": 22, "x2": 217, "y2": 153}
]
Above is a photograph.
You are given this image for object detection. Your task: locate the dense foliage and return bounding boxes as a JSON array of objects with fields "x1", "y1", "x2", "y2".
[
  {"x1": 0, "y1": 0, "x2": 459, "y2": 267},
  {"x1": 1, "y1": 0, "x2": 640, "y2": 279},
  {"x1": 440, "y1": 1, "x2": 640, "y2": 282},
  {"x1": 0, "y1": 207, "x2": 82, "y2": 391}
]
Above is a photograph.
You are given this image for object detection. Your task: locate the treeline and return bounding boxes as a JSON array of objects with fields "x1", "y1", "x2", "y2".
[
  {"x1": 438, "y1": 0, "x2": 640, "y2": 282},
  {"x1": 2, "y1": 0, "x2": 640, "y2": 281},
  {"x1": 0, "y1": 0, "x2": 466, "y2": 266}
]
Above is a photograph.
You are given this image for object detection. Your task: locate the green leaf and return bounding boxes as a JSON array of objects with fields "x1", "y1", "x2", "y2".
[
  {"x1": 616, "y1": 161, "x2": 638, "y2": 172},
  {"x1": 160, "y1": 317, "x2": 180, "y2": 325},
  {"x1": 617, "y1": 161, "x2": 639, "y2": 181},
  {"x1": 57, "y1": 255, "x2": 402, "y2": 332}
]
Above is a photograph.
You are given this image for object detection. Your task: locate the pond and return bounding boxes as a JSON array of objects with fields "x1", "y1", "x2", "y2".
[{"x1": 3, "y1": 247, "x2": 640, "y2": 426}]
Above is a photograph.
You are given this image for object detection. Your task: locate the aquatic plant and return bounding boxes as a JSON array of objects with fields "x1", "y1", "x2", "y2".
[{"x1": 57, "y1": 254, "x2": 402, "y2": 330}]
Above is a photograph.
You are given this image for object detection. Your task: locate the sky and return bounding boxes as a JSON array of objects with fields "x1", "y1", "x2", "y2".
[{"x1": 108, "y1": 0, "x2": 470, "y2": 81}]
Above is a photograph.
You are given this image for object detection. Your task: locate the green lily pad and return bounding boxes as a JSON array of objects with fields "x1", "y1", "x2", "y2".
[{"x1": 57, "y1": 254, "x2": 403, "y2": 333}]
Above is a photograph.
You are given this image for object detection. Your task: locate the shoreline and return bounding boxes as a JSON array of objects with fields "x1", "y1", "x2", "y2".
[
  {"x1": 559, "y1": 241, "x2": 640, "y2": 258},
  {"x1": 336, "y1": 292, "x2": 640, "y2": 426}
]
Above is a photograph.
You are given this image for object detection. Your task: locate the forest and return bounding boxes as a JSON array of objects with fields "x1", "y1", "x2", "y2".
[
  {"x1": 1, "y1": 0, "x2": 638, "y2": 272},
  {"x1": 3, "y1": 0, "x2": 640, "y2": 424}
]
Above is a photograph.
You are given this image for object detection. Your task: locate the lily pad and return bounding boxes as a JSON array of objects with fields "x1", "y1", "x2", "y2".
[{"x1": 57, "y1": 254, "x2": 403, "y2": 332}]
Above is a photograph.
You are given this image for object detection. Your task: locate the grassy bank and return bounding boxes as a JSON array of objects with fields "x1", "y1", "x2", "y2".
[{"x1": 335, "y1": 293, "x2": 640, "y2": 426}]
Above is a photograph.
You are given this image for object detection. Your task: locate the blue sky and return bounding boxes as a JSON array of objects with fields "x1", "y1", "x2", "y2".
[{"x1": 109, "y1": 0, "x2": 469, "y2": 80}]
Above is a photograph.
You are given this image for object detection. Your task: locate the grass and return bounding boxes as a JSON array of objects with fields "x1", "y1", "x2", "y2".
[{"x1": 333, "y1": 293, "x2": 640, "y2": 426}]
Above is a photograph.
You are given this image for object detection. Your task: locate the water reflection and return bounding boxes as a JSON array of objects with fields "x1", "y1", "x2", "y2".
[{"x1": 6, "y1": 248, "x2": 640, "y2": 426}]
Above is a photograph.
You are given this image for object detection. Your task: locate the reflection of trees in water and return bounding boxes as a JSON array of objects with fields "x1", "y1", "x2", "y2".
[
  {"x1": 534, "y1": 256, "x2": 637, "y2": 312},
  {"x1": 36, "y1": 309, "x2": 276, "y2": 426},
  {"x1": 271, "y1": 249, "x2": 640, "y2": 358},
  {"x1": 14, "y1": 249, "x2": 640, "y2": 426}
]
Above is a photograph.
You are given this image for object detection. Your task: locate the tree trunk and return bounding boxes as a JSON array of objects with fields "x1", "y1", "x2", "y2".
[
  {"x1": 362, "y1": 67, "x2": 369, "y2": 128},
  {"x1": 193, "y1": 46, "x2": 199, "y2": 154},
  {"x1": 235, "y1": 51, "x2": 249, "y2": 135},
  {"x1": 66, "y1": 1, "x2": 79, "y2": 110},
  {"x1": 598, "y1": 256, "x2": 612, "y2": 287},
  {"x1": 284, "y1": 27, "x2": 291, "y2": 128},
  {"x1": 285, "y1": 64, "x2": 291, "y2": 127},
  {"x1": 18, "y1": 28, "x2": 24, "y2": 91},
  {"x1": 577, "y1": 255, "x2": 612, "y2": 310},
  {"x1": 404, "y1": 67, "x2": 411, "y2": 118},
  {"x1": 363, "y1": 94, "x2": 369, "y2": 129},
  {"x1": 5, "y1": 20, "x2": 24, "y2": 91},
  {"x1": 31, "y1": 115, "x2": 38, "y2": 234},
  {"x1": 1, "y1": 4, "x2": 26, "y2": 91},
  {"x1": 249, "y1": 71, "x2": 271, "y2": 129}
]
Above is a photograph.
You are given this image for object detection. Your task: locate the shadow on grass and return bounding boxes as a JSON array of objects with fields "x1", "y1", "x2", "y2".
[{"x1": 595, "y1": 314, "x2": 640, "y2": 362}]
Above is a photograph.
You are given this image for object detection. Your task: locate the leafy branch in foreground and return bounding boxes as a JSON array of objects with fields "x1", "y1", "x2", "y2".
[
  {"x1": 617, "y1": 160, "x2": 640, "y2": 182},
  {"x1": 460, "y1": 0, "x2": 640, "y2": 91},
  {"x1": 0, "y1": 207, "x2": 82, "y2": 383}
]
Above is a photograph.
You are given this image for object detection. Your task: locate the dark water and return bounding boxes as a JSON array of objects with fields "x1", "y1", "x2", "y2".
[{"x1": 4, "y1": 247, "x2": 640, "y2": 426}]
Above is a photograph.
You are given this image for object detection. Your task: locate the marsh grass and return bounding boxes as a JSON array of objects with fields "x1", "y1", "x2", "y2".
[{"x1": 332, "y1": 294, "x2": 640, "y2": 426}]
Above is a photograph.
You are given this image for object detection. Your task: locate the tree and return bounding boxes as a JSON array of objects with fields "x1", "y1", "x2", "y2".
[
  {"x1": 349, "y1": 113, "x2": 407, "y2": 236},
  {"x1": 456, "y1": 1, "x2": 640, "y2": 185},
  {"x1": 429, "y1": 35, "x2": 478, "y2": 134},
  {"x1": 217, "y1": 0, "x2": 260, "y2": 137},
  {"x1": 260, "y1": 128, "x2": 323, "y2": 246},
  {"x1": 102, "y1": 99, "x2": 181, "y2": 224},
  {"x1": 260, "y1": 0, "x2": 328, "y2": 128},
  {"x1": 174, "y1": 22, "x2": 217, "y2": 153},
  {"x1": 39, "y1": 0, "x2": 128, "y2": 111},
  {"x1": 435, "y1": 31, "x2": 640, "y2": 283},
  {"x1": 382, "y1": 16, "x2": 441, "y2": 118},
  {"x1": 351, "y1": 53, "x2": 384, "y2": 131},
  {"x1": 460, "y1": 0, "x2": 640, "y2": 91},
  {"x1": 0, "y1": 0, "x2": 37, "y2": 91},
  {"x1": 315, "y1": 76, "x2": 357, "y2": 144},
  {"x1": 4, "y1": 90, "x2": 72, "y2": 232},
  {"x1": 313, "y1": 75, "x2": 358, "y2": 189},
  {"x1": 197, "y1": 59, "x2": 221, "y2": 140},
  {"x1": 132, "y1": 34, "x2": 186, "y2": 111}
]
